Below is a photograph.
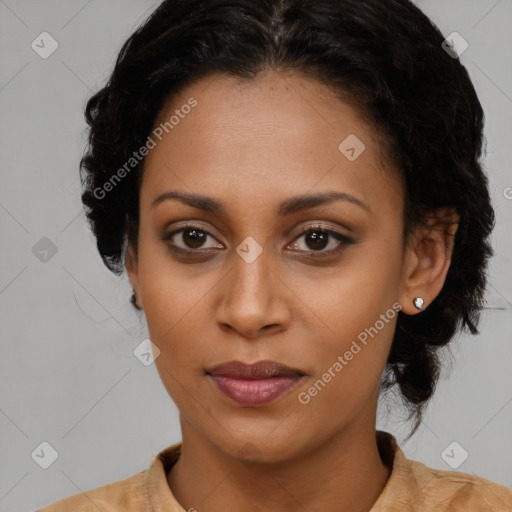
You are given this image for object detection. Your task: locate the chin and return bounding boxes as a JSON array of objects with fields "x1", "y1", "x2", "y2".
[{"x1": 215, "y1": 427, "x2": 310, "y2": 466}]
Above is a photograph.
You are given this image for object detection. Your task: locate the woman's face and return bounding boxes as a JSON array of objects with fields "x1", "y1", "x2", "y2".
[{"x1": 127, "y1": 69, "x2": 416, "y2": 462}]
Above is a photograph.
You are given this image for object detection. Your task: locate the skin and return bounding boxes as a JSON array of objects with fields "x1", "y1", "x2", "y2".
[{"x1": 126, "y1": 69, "x2": 459, "y2": 511}]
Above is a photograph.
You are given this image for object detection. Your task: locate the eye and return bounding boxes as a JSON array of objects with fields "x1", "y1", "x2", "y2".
[
  {"x1": 286, "y1": 225, "x2": 355, "y2": 257},
  {"x1": 159, "y1": 223, "x2": 355, "y2": 257},
  {"x1": 160, "y1": 224, "x2": 223, "y2": 251}
]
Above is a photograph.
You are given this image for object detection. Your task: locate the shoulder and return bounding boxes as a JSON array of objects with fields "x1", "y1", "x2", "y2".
[
  {"x1": 36, "y1": 442, "x2": 183, "y2": 512},
  {"x1": 36, "y1": 469, "x2": 149, "y2": 512},
  {"x1": 408, "y1": 458, "x2": 512, "y2": 510},
  {"x1": 374, "y1": 431, "x2": 512, "y2": 511}
]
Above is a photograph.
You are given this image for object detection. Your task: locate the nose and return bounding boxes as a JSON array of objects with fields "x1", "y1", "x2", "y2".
[{"x1": 214, "y1": 248, "x2": 292, "y2": 340}]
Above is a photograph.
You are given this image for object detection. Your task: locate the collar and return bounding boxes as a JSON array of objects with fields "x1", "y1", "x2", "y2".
[{"x1": 145, "y1": 430, "x2": 403, "y2": 511}]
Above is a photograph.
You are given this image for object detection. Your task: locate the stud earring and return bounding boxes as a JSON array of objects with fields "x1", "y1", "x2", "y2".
[{"x1": 413, "y1": 297, "x2": 424, "y2": 311}]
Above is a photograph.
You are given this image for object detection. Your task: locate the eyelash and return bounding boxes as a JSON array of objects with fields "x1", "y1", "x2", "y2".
[{"x1": 159, "y1": 223, "x2": 355, "y2": 259}]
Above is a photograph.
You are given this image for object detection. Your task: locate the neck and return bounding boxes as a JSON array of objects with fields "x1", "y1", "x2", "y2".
[{"x1": 167, "y1": 414, "x2": 392, "y2": 511}]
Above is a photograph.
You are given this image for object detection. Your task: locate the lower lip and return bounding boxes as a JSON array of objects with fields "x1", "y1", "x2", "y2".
[{"x1": 208, "y1": 375, "x2": 303, "y2": 407}]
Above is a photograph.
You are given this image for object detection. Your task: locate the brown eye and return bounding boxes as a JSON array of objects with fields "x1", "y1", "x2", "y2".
[
  {"x1": 181, "y1": 228, "x2": 207, "y2": 249},
  {"x1": 287, "y1": 226, "x2": 355, "y2": 257},
  {"x1": 161, "y1": 225, "x2": 223, "y2": 251},
  {"x1": 303, "y1": 230, "x2": 329, "y2": 251}
]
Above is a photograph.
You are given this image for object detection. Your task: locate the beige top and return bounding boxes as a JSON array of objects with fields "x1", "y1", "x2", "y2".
[{"x1": 38, "y1": 431, "x2": 512, "y2": 511}]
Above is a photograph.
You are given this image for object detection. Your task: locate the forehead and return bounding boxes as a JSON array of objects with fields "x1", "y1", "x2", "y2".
[{"x1": 139, "y1": 69, "x2": 402, "y2": 218}]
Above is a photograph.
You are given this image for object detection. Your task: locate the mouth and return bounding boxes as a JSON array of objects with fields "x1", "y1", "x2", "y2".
[{"x1": 205, "y1": 360, "x2": 306, "y2": 407}]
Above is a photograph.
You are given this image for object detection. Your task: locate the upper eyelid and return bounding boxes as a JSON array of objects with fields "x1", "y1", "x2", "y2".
[{"x1": 163, "y1": 223, "x2": 349, "y2": 248}]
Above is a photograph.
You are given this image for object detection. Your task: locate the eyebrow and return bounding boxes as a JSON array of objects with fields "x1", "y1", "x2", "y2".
[{"x1": 151, "y1": 190, "x2": 370, "y2": 216}]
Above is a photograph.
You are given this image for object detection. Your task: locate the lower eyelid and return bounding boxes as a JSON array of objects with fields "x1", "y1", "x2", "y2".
[
  {"x1": 164, "y1": 228, "x2": 220, "y2": 249},
  {"x1": 162, "y1": 226, "x2": 353, "y2": 254},
  {"x1": 289, "y1": 230, "x2": 353, "y2": 254}
]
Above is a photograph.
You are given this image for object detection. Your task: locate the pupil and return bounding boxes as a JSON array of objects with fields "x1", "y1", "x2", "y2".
[
  {"x1": 306, "y1": 231, "x2": 328, "y2": 251},
  {"x1": 184, "y1": 229, "x2": 206, "y2": 248},
  {"x1": 181, "y1": 229, "x2": 329, "y2": 251}
]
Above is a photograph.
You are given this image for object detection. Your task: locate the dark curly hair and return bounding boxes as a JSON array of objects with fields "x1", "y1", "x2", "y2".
[{"x1": 79, "y1": 0, "x2": 495, "y2": 435}]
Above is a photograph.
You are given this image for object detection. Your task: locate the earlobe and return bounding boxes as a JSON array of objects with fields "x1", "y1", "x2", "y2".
[
  {"x1": 399, "y1": 208, "x2": 459, "y2": 315},
  {"x1": 125, "y1": 245, "x2": 142, "y2": 309}
]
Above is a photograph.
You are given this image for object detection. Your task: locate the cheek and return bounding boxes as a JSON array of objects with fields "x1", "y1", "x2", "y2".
[
  {"x1": 297, "y1": 314, "x2": 397, "y2": 435},
  {"x1": 137, "y1": 247, "x2": 213, "y2": 370},
  {"x1": 289, "y1": 241, "x2": 401, "y2": 340},
  {"x1": 287, "y1": 242, "x2": 401, "y2": 398},
  {"x1": 136, "y1": 237, "x2": 207, "y2": 336},
  {"x1": 151, "y1": 324, "x2": 210, "y2": 416}
]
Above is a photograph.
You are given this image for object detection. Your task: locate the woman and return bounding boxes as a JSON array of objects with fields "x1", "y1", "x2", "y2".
[{"x1": 38, "y1": 0, "x2": 512, "y2": 510}]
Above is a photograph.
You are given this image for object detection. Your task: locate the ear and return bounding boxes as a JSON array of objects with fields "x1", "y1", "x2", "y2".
[
  {"x1": 398, "y1": 208, "x2": 459, "y2": 315},
  {"x1": 125, "y1": 243, "x2": 142, "y2": 308}
]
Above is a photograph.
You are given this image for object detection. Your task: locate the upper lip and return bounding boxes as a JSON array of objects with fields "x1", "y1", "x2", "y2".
[{"x1": 206, "y1": 360, "x2": 306, "y2": 379}]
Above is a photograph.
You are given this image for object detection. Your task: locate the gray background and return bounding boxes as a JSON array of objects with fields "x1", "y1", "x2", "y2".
[{"x1": 0, "y1": 1, "x2": 511, "y2": 510}]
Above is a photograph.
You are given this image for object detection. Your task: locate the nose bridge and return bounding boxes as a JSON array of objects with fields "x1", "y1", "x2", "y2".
[
  {"x1": 229, "y1": 242, "x2": 273, "y2": 312},
  {"x1": 216, "y1": 240, "x2": 288, "y2": 336}
]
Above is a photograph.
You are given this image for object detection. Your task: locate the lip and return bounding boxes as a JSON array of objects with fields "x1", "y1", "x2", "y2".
[{"x1": 206, "y1": 360, "x2": 306, "y2": 407}]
